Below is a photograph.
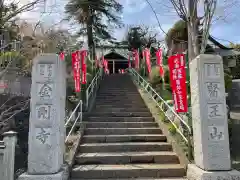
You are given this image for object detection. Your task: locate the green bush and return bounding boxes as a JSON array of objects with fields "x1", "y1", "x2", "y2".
[
  {"x1": 224, "y1": 71, "x2": 232, "y2": 92},
  {"x1": 163, "y1": 65, "x2": 170, "y2": 84},
  {"x1": 159, "y1": 111, "x2": 166, "y2": 121},
  {"x1": 149, "y1": 66, "x2": 162, "y2": 88},
  {"x1": 168, "y1": 124, "x2": 177, "y2": 135}
]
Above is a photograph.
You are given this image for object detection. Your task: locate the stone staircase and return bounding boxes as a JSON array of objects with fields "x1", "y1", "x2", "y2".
[{"x1": 71, "y1": 74, "x2": 186, "y2": 179}]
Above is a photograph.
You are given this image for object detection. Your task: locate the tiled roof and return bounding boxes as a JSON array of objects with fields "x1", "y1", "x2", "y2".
[{"x1": 96, "y1": 47, "x2": 130, "y2": 59}]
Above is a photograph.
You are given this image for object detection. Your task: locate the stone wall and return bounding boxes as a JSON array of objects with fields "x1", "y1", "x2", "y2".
[
  {"x1": 229, "y1": 79, "x2": 240, "y2": 109},
  {"x1": 0, "y1": 68, "x2": 31, "y2": 97}
]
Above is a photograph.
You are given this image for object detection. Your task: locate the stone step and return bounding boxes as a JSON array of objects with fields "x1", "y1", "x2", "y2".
[
  {"x1": 95, "y1": 98, "x2": 142, "y2": 101},
  {"x1": 95, "y1": 100, "x2": 145, "y2": 103},
  {"x1": 79, "y1": 142, "x2": 172, "y2": 153},
  {"x1": 75, "y1": 151, "x2": 179, "y2": 164},
  {"x1": 96, "y1": 94, "x2": 142, "y2": 97},
  {"x1": 97, "y1": 92, "x2": 140, "y2": 95},
  {"x1": 94, "y1": 103, "x2": 146, "y2": 107},
  {"x1": 71, "y1": 164, "x2": 185, "y2": 179},
  {"x1": 96, "y1": 94, "x2": 141, "y2": 97},
  {"x1": 72, "y1": 178, "x2": 186, "y2": 180},
  {"x1": 85, "y1": 117, "x2": 155, "y2": 122},
  {"x1": 100, "y1": 87, "x2": 137, "y2": 89},
  {"x1": 92, "y1": 107, "x2": 150, "y2": 113},
  {"x1": 84, "y1": 128, "x2": 162, "y2": 135},
  {"x1": 83, "y1": 122, "x2": 158, "y2": 128},
  {"x1": 95, "y1": 101, "x2": 145, "y2": 105},
  {"x1": 82, "y1": 134, "x2": 167, "y2": 143},
  {"x1": 94, "y1": 104, "x2": 147, "y2": 108},
  {"x1": 88, "y1": 112, "x2": 152, "y2": 117},
  {"x1": 96, "y1": 97, "x2": 142, "y2": 99}
]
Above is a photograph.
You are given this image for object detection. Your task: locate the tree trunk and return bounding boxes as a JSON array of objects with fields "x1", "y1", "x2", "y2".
[
  {"x1": 86, "y1": 8, "x2": 96, "y2": 60},
  {"x1": 187, "y1": 0, "x2": 200, "y2": 62}
]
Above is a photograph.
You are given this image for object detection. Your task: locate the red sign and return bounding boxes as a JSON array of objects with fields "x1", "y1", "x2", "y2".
[
  {"x1": 145, "y1": 48, "x2": 151, "y2": 74},
  {"x1": 156, "y1": 49, "x2": 164, "y2": 77},
  {"x1": 103, "y1": 59, "x2": 109, "y2": 74},
  {"x1": 156, "y1": 49, "x2": 162, "y2": 66},
  {"x1": 82, "y1": 63, "x2": 87, "y2": 84},
  {"x1": 128, "y1": 55, "x2": 131, "y2": 68},
  {"x1": 0, "y1": 83, "x2": 7, "y2": 88},
  {"x1": 59, "y1": 52, "x2": 65, "y2": 60},
  {"x1": 168, "y1": 54, "x2": 188, "y2": 112},
  {"x1": 80, "y1": 50, "x2": 87, "y2": 84},
  {"x1": 72, "y1": 52, "x2": 81, "y2": 92},
  {"x1": 133, "y1": 49, "x2": 139, "y2": 70}
]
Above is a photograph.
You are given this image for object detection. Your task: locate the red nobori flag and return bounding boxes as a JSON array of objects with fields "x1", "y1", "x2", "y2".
[
  {"x1": 156, "y1": 48, "x2": 162, "y2": 66},
  {"x1": 145, "y1": 48, "x2": 151, "y2": 74},
  {"x1": 104, "y1": 59, "x2": 108, "y2": 71},
  {"x1": 72, "y1": 52, "x2": 81, "y2": 92},
  {"x1": 80, "y1": 50, "x2": 87, "y2": 84},
  {"x1": 82, "y1": 63, "x2": 87, "y2": 84},
  {"x1": 156, "y1": 48, "x2": 164, "y2": 77},
  {"x1": 59, "y1": 52, "x2": 65, "y2": 60},
  {"x1": 168, "y1": 54, "x2": 188, "y2": 113},
  {"x1": 128, "y1": 55, "x2": 131, "y2": 68},
  {"x1": 134, "y1": 49, "x2": 139, "y2": 70},
  {"x1": 102, "y1": 59, "x2": 109, "y2": 74}
]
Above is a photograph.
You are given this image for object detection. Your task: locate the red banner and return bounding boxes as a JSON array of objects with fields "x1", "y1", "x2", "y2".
[
  {"x1": 82, "y1": 63, "x2": 87, "y2": 84},
  {"x1": 156, "y1": 49, "x2": 164, "y2": 77},
  {"x1": 133, "y1": 49, "x2": 139, "y2": 70},
  {"x1": 72, "y1": 52, "x2": 80, "y2": 92},
  {"x1": 168, "y1": 54, "x2": 188, "y2": 112},
  {"x1": 80, "y1": 50, "x2": 87, "y2": 84},
  {"x1": 59, "y1": 52, "x2": 65, "y2": 60},
  {"x1": 103, "y1": 59, "x2": 109, "y2": 74},
  {"x1": 128, "y1": 55, "x2": 131, "y2": 68},
  {"x1": 145, "y1": 48, "x2": 151, "y2": 74},
  {"x1": 156, "y1": 49, "x2": 162, "y2": 66}
]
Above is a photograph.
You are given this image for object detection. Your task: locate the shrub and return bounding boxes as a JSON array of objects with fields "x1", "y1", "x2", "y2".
[
  {"x1": 168, "y1": 124, "x2": 177, "y2": 135},
  {"x1": 149, "y1": 66, "x2": 162, "y2": 88},
  {"x1": 224, "y1": 71, "x2": 232, "y2": 92}
]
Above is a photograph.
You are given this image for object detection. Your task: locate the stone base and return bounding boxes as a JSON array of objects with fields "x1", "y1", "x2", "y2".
[
  {"x1": 18, "y1": 166, "x2": 69, "y2": 180},
  {"x1": 187, "y1": 164, "x2": 240, "y2": 180}
]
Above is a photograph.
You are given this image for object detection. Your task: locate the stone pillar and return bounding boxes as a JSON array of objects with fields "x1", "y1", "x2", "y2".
[
  {"x1": 19, "y1": 54, "x2": 68, "y2": 180},
  {"x1": 3, "y1": 131, "x2": 17, "y2": 180},
  {"x1": 187, "y1": 54, "x2": 240, "y2": 180}
]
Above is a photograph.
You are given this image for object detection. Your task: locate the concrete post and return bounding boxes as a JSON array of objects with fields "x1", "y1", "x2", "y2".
[
  {"x1": 2, "y1": 131, "x2": 17, "y2": 180},
  {"x1": 187, "y1": 54, "x2": 240, "y2": 180},
  {"x1": 18, "y1": 54, "x2": 69, "y2": 180}
]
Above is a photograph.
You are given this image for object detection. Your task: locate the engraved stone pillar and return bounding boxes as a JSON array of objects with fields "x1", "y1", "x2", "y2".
[
  {"x1": 187, "y1": 54, "x2": 240, "y2": 180},
  {"x1": 18, "y1": 54, "x2": 69, "y2": 180}
]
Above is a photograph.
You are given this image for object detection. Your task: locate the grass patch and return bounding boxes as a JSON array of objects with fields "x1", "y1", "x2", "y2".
[{"x1": 139, "y1": 88, "x2": 192, "y2": 163}]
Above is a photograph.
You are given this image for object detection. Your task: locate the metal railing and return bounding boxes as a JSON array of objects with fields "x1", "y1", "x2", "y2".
[
  {"x1": 128, "y1": 68, "x2": 193, "y2": 159},
  {"x1": 65, "y1": 100, "x2": 82, "y2": 143},
  {"x1": 85, "y1": 68, "x2": 103, "y2": 109},
  {"x1": 65, "y1": 68, "x2": 103, "y2": 142}
]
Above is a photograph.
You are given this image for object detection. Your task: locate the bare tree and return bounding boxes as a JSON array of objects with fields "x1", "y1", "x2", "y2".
[
  {"x1": 0, "y1": 0, "x2": 46, "y2": 25},
  {"x1": 168, "y1": 0, "x2": 217, "y2": 61}
]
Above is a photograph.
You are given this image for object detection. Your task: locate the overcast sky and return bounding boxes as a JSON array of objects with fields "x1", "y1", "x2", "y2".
[{"x1": 17, "y1": 0, "x2": 240, "y2": 45}]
